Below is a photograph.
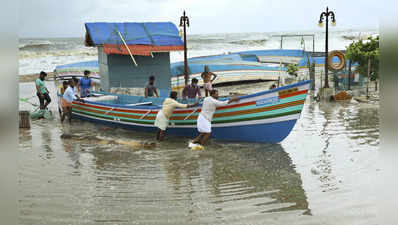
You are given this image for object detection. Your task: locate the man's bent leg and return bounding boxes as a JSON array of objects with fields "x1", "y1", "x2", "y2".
[
  {"x1": 37, "y1": 93, "x2": 45, "y2": 109},
  {"x1": 156, "y1": 129, "x2": 161, "y2": 141},
  {"x1": 200, "y1": 133, "x2": 211, "y2": 145},
  {"x1": 43, "y1": 93, "x2": 51, "y2": 109},
  {"x1": 159, "y1": 130, "x2": 165, "y2": 141},
  {"x1": 192, "y1": 133, "x2": 204, "y2": 144},
  {"x1": 61, "y1": 107, "x2": 67, "y2": 123},
  {"x1": 67, "y1": 107, "x2": 72, "y2": 124}
]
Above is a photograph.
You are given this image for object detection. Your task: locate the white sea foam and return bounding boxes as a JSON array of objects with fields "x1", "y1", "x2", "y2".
[{"x1": 19, "y1": 29, "x2": 378, "y2": 75}]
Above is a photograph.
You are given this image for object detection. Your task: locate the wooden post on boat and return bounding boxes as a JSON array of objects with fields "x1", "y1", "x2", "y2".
[
  {"x1": 277, "y1": 59, "x2": 281, "y2": 87},
  {"x1": 117, "y1": 31, "x2": 138, "y2": 67},
  {"x1": 180, "y1": 10, "x2": 190, "y2": 85},
  {"x1": 19, "y1": 111, "x2": 30, "y2": 129}
]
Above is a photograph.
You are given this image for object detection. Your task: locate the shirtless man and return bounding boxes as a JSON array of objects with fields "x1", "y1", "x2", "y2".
[{"x1": 200, "y1": 65, "x2": 217, "y2": 97}]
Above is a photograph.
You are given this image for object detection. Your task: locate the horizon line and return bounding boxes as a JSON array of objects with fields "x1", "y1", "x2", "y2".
[{"x1": 19, "y1": 26, "x2": 379, "y2": 39}]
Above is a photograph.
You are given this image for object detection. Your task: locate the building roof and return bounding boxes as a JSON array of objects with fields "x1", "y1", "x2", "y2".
[{"x1": 85, "y1": 22, "x2": 184, "y2": 55}]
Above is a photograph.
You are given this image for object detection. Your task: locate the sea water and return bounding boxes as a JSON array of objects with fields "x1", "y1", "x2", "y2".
[{"x1": 19, "y1": 28, "x2": 378, "y2": 75}]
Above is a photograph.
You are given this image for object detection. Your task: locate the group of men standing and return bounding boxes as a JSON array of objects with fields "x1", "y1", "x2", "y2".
[
  {"x1": 35, "y1": 70, "x2": 93, "y2": 123},
  {"x1": 183, "y1": 65, "x2": 217, "y2": 98},
  {"x1": 145, "y1": 65, "x2": 217, "y2": 99}
]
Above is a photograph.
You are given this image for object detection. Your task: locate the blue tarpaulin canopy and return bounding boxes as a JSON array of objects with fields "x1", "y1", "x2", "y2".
[{"x1": 85, "y1": 22, "x2": 183, "y2": 47}]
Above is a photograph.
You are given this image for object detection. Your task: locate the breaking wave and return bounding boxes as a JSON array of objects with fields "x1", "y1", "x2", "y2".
[
  {"x1": 19, "y1": 40, "x2": 53, "y2": 50},
  {"x1": 19, "y1": 29, "x2": 378, "y2": 75},
  {"x1": 19, "y1": 48, "x2": 97, "y2": 59},
  {"x1": 229, "y1": 39, "x2": 268, "y2": 45}
]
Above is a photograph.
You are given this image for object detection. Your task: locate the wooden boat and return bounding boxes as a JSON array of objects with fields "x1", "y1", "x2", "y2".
[
  {"x1": 332, "y1": 91, "x2": 352, "y2": 101},
  {"x1": 69, "y1": 80, "x2": 310, "y2": 143},
  {"x1": 57, "y1": 21, "x2": 311, "y2": 143}
]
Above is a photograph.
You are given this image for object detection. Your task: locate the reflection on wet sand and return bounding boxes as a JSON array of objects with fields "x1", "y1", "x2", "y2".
[
  {"x1": 303, "y1": 100, "x2": 379, "y2": 194},
  {"x1": 19, "y1": 119, "x2": 310, "y2": 224}
]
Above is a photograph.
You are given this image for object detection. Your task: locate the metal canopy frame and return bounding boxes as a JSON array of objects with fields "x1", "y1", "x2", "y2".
[{"x1": 271, "y1": 34, "x2": 315, "y2": 53}]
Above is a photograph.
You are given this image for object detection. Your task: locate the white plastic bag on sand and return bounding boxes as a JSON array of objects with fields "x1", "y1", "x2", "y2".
[{"x1": 188, "y1": 142, "x2": 204, "y2": 150}]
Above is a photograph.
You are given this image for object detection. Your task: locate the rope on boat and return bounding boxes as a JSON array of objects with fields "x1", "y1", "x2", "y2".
[
  {"x1": 104, "y1": 107, "x2": 115, "y2": 115},
  {"x1": 184, "y1": 108, "x2": 198, "y2": 120},
  {"x1": 140, "y1": 110, "x2": 152, "y2": 119}
]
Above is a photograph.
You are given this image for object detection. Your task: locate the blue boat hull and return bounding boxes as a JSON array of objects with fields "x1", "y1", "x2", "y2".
[{"x1": 73, "y1": 113, "x2": 297, "y2": 143}]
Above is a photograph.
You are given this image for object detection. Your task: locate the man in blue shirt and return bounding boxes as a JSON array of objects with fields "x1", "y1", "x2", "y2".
[
  {"x1": 35, "y1": 71, "x2": 51, "y2": 109},
  {"x1": 78, "y1": 70, "x2": 93, "y2": 98}
]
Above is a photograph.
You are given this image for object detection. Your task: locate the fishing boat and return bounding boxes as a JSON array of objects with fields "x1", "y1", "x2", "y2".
[
  {"x1": 57, "y1": 21, "x2": 311, "y2": 143},
  {"x1": 72, "y1": 80, "x2": 310, "y2": 143},
  {"x1": 54, "y1": 60, "x2": 100, "y2": 84}
]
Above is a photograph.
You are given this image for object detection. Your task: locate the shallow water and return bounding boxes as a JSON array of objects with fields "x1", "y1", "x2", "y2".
[{"x1": 19, "y1": 82, "x2": 379, "y2": 225}]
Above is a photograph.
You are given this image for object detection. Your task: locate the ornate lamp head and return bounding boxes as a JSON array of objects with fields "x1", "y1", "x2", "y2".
[{"x1": 318, "y1": 20, "x2": 324, "y2": 27}]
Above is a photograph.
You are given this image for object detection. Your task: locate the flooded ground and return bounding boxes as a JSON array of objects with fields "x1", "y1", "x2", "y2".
[{"x1": 19, "y1": 82, "x2": 379, "y2": 225}]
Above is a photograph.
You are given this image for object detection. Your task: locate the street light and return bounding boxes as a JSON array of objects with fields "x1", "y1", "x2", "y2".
[
  {"x1": 180, "y1": 10, "x2": 190, "y2": 85},
  {"x1": 318, "y1": 6, "x2": 336, "y2": 88}
]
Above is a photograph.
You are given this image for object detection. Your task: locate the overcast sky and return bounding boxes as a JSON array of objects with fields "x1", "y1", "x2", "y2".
[{"x1": 19, "y1": 0, "x2": 383, "y2": 38}]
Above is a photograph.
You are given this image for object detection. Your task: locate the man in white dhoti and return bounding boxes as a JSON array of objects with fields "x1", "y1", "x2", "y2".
[
  {"x1": 192, "y1": 89, "x2": 239, "y2": 146},
  {"x1": 154, "y1": 91, "x2": 198, "y2": 141}
]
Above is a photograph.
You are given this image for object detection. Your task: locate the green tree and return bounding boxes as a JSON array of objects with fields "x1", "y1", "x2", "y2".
[
  {"x1": 345, "y1": 36, "x2": 379, "y2": 82},
  {"x1": 287, "y1": 64, "x2": 298, "y2": 77}
]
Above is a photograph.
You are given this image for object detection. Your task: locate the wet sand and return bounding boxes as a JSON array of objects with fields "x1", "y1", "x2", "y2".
[{"x1": 19, "y1": 82, "x2": 379, "y2": 225}]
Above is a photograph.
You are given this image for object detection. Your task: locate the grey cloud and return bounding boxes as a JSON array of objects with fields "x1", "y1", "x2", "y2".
[{"x1": 18, "y1": 0, "x2": 381, "y2": 38}]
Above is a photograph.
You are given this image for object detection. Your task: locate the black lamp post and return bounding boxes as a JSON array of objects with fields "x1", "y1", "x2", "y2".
[
  {"x1": 318, "y1": 7, "x2": 336, "y2": 88},
  {"x1": 180, "y1": 10, "x2": 190, "y2": 85}
]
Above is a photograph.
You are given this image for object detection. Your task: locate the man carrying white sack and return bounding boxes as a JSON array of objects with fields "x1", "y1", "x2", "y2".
[
  {"x1": 192, "y1": 89, "x2": 239, "y2": 146},
  {"x1": 155, "y1": 91, "x2": 198, "y2": 141}
]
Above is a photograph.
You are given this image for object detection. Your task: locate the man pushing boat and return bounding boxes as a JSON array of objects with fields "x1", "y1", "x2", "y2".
[
  {"x1": 191, "y1": 89, "x2": 239, "y2": 147},
  {"x1": 155, "y1": 91, "x2": 198, "y2": 141}
]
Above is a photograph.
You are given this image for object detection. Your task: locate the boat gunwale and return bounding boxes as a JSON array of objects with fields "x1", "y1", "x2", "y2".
[{"x1": 72, "y1": 80, "x2": 311, "y2": 110}]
